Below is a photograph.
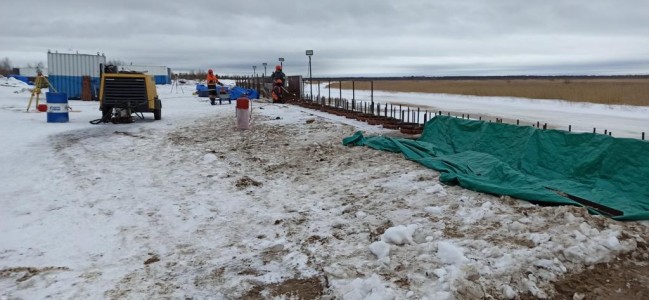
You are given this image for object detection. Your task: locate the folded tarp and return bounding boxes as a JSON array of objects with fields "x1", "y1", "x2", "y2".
[
  {"x1": 229, "y1": 86, "x2": 259, "y2": 100},
  {"x1": 196, "y1": 84, "x2": 232, "y2": 98},
  {"x1": 9, "y1": 74, "x2": 31, "y2": 85},
  {"x1": 343, "y1": 116, "x2": 649, "y2": 221}
]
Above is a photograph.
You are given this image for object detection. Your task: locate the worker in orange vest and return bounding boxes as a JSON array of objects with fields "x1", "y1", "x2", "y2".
[
  {"x1": 270, "y1": 65, "x2": 286, "y2": 103},
  {"x1": 206, "y1": 69, "x2": 224, "y2": 105}
]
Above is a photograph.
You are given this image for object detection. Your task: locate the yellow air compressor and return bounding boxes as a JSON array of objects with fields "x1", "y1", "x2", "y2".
[{"x1": 95, "y1": 65, "x2": 162, "y2": 123}]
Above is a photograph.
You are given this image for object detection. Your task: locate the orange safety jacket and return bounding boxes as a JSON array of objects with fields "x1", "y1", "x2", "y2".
[{"x1": 206, "y1": 73, "x2": 219, "y2": 85}]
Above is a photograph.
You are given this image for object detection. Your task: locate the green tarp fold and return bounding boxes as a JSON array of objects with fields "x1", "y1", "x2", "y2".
[{"x1": 342, "y1": 116, "x2": 649, "y2": 221}]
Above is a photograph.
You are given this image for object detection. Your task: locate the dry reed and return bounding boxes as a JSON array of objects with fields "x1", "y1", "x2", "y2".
[{"x1": 327, "y1": 79, "x2": 649, "y2": 106}]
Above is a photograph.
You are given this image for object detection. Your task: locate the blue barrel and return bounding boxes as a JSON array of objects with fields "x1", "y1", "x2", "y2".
[{"x1": 46, "y1": 92, "x2": 69, "y2": 123}]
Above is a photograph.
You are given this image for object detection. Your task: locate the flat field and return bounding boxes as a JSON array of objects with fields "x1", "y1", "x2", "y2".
[{"x1": 329, "y1": 78, "x2": 649, "y2": 106}]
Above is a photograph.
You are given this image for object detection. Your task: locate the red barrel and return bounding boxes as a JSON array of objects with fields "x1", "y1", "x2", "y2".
[{"x1": 236, "y1": 97, "x2": 249, "y2": 109}]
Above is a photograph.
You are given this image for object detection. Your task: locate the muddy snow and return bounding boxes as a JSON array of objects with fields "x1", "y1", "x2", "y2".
[{"x1": 1, "y1": 80, "x2": 649, "y2": 299}]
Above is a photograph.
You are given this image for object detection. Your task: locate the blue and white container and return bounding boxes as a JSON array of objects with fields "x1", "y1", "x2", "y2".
[
  {"x1": 46, "y1": 92, "x2": 69, "y2": 123},
  {"x1": 48, "y1": 51, "x2": 106, "y2": 99}
]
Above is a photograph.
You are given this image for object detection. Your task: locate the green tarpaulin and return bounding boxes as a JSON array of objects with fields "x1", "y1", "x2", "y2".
[{"x1": 343, "y1": 116, "x2": 649, "y2": 221}]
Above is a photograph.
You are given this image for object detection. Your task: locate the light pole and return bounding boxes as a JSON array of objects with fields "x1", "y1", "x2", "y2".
[
  {"x1": 306, "y1": 50, "x2": 313, "y2": 101},
  {"x1": 252, "y1": 65, "x2": 256, "y2": 77},
  {"x1": 262, "y1": 63, "x2": 267, "y2": 78},
  {"x1": 279, "y1": 57, "x2": 284, "y2": 69}
]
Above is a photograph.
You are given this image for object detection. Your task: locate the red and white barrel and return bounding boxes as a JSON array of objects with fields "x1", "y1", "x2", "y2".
[{"x1": 236, "y1": 97, "x2": 250, "y2": 130}]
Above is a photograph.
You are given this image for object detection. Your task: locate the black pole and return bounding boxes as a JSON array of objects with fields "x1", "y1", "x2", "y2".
[
  {"x1": 309, "y1": 56, "x2": 313, "y2": 101},
  {"x1": 328, "y1": 80, "x2": 331, "y2": 106},
  {"x1": 339, "y1": 81, "x2": 342, "y2": 108},
  {"x1": 371, "y1": 81, "x2": 374, "y2": 106},
  {"x1": 569, "y1": 125, "x2": 572, "y2": 132}
]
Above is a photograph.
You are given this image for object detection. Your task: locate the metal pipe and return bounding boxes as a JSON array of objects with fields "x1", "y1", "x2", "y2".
[
  {"x1": 407, "y1": 107, "x2": 410, "y2": 123},
  {"x1": 328, "y1": 80, "x2": 331, "y2": 106},
  {"x1": 371, "y1": 81, "x2": 374, "y2": 105},
  {"x1": 339, "y1": 81, "x2": 342, "y2": 107},
  {"x1": 309, "y1": 56, "x2": 313, "y2": 101}
]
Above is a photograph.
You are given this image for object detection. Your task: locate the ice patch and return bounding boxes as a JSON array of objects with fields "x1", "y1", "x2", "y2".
[
  {"x1": 604, "y1": 235, "x2": 621, "y2": 250},
  {"x1": 508, "y1": 221, "x2": 525, "y2": 232},
  {"x1": 436, "y1": 241, "x2": 468, "y2": 265},
  {"x1": 424, "y1": 206, "x2": 444, "y2": 216},
  {"x1": 529, "y1": 233, "x2": 551, "y2": 245},
  {"x1": 202, "y1": 153, "x2": 217, "y2": 163},
  {"x1": 573, "y1": 230, "x2": 588, "y2": 242},
  {"x1": 426, "y1": 184, "x2": 447, "y2": 196},
  {"x1": 534, "y1": 258, "x2": 567, "y2": 273},
  {"x1": 333, "y1": 274, "x2": 396, "y2": 300},
  {"x1": 369, "y1": 240, "x2": 390, "y2": 260},
  {"x1": 523, "y1": 275, "x2": 548, "y2": 299},
  {"x1": 382, "y1": 224, "x2": 417, "y2": 245},
  {"x1": 501, "y1": 284, "x2": 517, "y2": 299}
]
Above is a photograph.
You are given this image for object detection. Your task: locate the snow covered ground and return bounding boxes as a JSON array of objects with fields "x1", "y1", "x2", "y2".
[{"x1": 1, "y1": 76, "x2": 648, "y2": 299}]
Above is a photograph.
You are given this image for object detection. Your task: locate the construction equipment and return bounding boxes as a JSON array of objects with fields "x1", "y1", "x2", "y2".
[
  {"x1": 26, "y1": 72, "x2": 56, "y2": 112},
  {"x1": 94, "y1": 65, "x2": 161, "y2": 124}
]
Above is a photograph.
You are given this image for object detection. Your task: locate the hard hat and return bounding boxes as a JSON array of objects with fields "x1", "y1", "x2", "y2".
[{"x1": 275, "y1": 65, "x2": 282, "y2": 71}]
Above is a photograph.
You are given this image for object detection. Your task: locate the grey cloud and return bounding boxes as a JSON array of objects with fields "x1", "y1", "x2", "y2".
[{"x1": 1, "y1": 0, "x2": 648, "y2": 76}]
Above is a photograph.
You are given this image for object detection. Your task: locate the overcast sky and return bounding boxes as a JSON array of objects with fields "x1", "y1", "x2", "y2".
[{"x1": 2, "y1": 0, "x2": 649, "y2": 77}]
